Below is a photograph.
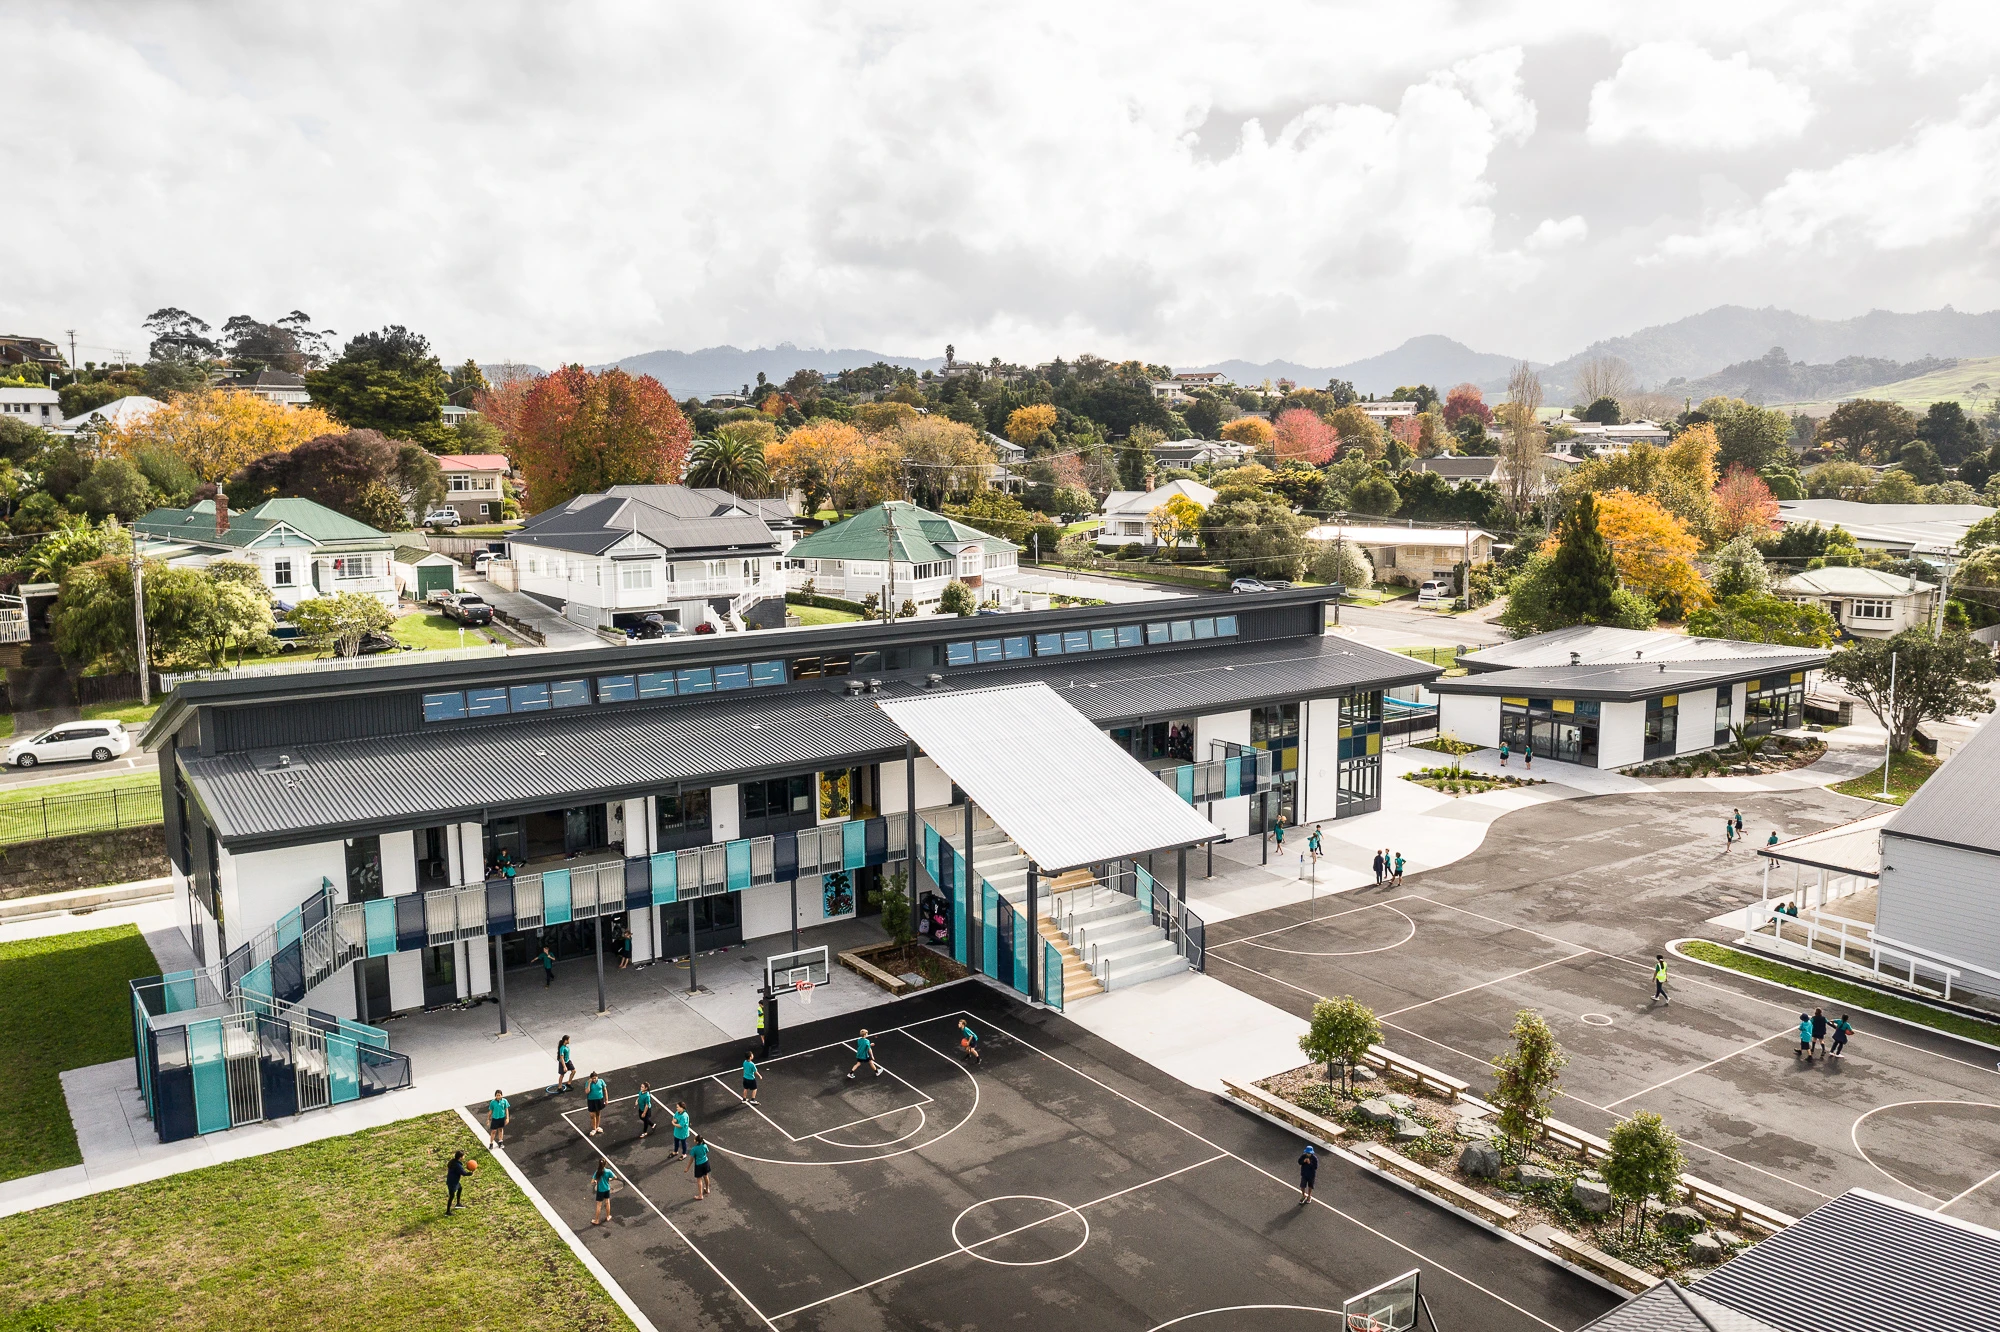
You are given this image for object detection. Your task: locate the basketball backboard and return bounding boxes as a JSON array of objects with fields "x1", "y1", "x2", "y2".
[
  {"x1": 765, "y1": 945, "x2": 830, "y2": 993},
  {"x1": 1343, "y1": 1269, "x2": 1420, "y2": 1332}
]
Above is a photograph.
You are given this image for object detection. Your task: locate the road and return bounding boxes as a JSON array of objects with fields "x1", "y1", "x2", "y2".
[{"x1": 0, "y1": 748, "x2": 159, "y2": 792}]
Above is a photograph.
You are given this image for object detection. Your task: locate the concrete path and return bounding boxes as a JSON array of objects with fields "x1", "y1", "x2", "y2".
[{"x1": 463, "y1": 575, "x2": 608, "y2": 651}]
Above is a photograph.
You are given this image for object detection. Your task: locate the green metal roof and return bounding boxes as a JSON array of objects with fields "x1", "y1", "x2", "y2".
[
  {"x1": 134, "y1": 498, "x2": 394, "y2": 551},
  {"x1": 786, "y1": 501, "x2": 1011, "y2": 564}
]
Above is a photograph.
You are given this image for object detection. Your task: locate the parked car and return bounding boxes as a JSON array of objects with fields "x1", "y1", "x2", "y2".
[
  {"x1": 1230, "y1": 577, "x2": 1271, "y2": 593},
  {"x1": 333, "y1": 630, "x2": 409, "y2": 657},
  {"x1": 1418, "y1": 579, "x2": 1449, "y2": 604},
  {"x1": 437, "y1": 592, "x2": 493, "y2": 626},
  {"x1": 6, "y1": 721, "x2": 130, "y2": 768},
  {"x1": 269, "y1": 623, "x2": 304, "y2": 653},
  {"x1": 423, "y1": 508, "x2": 461, "y2": 528}
]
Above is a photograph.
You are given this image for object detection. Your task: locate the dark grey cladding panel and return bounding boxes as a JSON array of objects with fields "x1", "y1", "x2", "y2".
[{"x1": 211, "y1": 689, "x2": 424, "y2": 752}]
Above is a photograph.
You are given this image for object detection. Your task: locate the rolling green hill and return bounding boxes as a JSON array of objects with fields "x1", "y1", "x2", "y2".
[{"x1": 1774, "y1": 355, "x2": 2000, "y2": 414}]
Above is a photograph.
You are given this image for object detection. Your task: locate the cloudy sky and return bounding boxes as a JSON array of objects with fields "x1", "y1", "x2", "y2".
[{"x1": 8, "y1": 1, "x2": 2000, "y2": 373}]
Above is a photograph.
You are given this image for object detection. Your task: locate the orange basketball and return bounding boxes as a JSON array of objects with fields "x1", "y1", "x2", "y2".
[{"x1": 465, "y1": 1159, "x2": 478, "y2": 1173}]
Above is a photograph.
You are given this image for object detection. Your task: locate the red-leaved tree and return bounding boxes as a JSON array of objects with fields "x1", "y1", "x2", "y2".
[
  {"x1": 514, "y1": 366, "x2": 692, "y2": 513},
  {"x1": 1442, "y1": 383, "x2": 1492, "y2": 427},
  {"x1": 1713, "y1": 465, "x2": 1779, "y2": 541},
  {"x1": 1273, "y1": 408, "x2": 1337, "y2": 465}
]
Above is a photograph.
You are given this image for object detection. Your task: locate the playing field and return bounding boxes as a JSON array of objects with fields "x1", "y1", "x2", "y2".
[{"x1": 487, "y1": 985, "x2": 1618, "y2": 1332}]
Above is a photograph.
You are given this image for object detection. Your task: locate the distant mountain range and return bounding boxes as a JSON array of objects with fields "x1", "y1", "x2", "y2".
[
  {"x1": 1190, "y1": 335, "x2": 1525, "y2": 398},
  {"x1": 598, "y1": 344, "x2": 944, "y2": 397},
  {"x1": 1666, "y1": 348, "x2": 1960, "y2": 407}
]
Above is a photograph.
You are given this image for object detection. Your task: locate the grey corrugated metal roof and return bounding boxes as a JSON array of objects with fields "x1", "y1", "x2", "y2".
[
  {"x1": 1885, "y1": 713, "x2": 2000, "y2": 855},
  {"x1": 509, "y1": 485, "x2": 779, "y2": 557},
  {"x1": 1691, "y1": 1190, "x2": 2000, "y2": 1332},
  {"x1": 1582, "y1": 1281, "x2": 1783, "y2": 1332},
  {"x1": 879, "y1": 683, "x2": 1219, "y2": 871},
  {"x1": 183, "y1": 686, "x2": 911, "y2": 850},
  {"x1": 1462, "y1": 627, "x2": 1821, "y2": 671},
  {"x1": 1427, "y1": 653, "x2": 1825, "y2": 703}
]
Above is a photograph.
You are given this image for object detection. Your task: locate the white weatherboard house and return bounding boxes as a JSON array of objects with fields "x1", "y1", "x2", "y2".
[
  {"x1": 786, "y1": 501, "x2": 1020, "y2": 610},
  {"x1": 1429, "y1": 626, "x2": 1831, "y2": 768},
  {"x1": 1875, "y1": 715, "x2": 2000, "y2": 1004},
  {"x1": 1096, "y1": 479, "x2": 1216, "y2": 549},
  {"x1": 506, "y1": 484, "x2": 797, "y2": 633},
  {"x1": 1301, "y1": 521, "x2": 1495, "y2": 590},
  {"x1": 132, "y1": 497, "x2": 401, "y2": 606},
  {"x1": 1775, "y1": 566, "x2": 1937, "y2": 639},
  {"x1": 0, "y1": 385, "x2": 60, "y2": 427}
]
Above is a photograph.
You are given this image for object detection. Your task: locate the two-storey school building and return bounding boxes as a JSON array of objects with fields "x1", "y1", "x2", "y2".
[{"x1": 142, "y1": 588, "x2": 1434, "y2": 1029}]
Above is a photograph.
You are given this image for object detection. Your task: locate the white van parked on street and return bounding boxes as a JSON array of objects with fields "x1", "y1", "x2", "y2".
[{"x1": 6, "y1": 720, "x2": 131, "y2": 768}]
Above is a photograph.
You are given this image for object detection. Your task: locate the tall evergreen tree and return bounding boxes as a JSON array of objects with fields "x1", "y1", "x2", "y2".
[{"x1": 1546, "y1": 492, "x2": 1620, "y2": 624}]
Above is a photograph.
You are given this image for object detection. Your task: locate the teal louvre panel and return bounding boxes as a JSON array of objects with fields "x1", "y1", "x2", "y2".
[
  {"x1": 542, "y1": 870, "x2": 573, "y2": 925},
  {"x1": 363, "y1": 898, "x2": 396, "y2": 958},
  {"x1": 649, "y1": 852, "x2": 678, "y2": 906},
  {"x1": 842, "y1": 819, "x2": 866, "y2": 870},
  {"x1": 726, "y1": 840, "x2": 752, "y2": 892}
]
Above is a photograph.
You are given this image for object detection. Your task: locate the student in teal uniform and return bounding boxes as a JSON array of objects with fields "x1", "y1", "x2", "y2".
[
  {"x1": 686, "y1": 1133, "x2": 713, "y2": 1199},
  {"x1": 636, "y1": 1082, "x2": 656, "y2": 1139},
  {"x1": 586, "y1": 1072, "x2": 607, "y2": 1135},
  {"x1": 847, "y1": 1028, "x2": 882, "y2": 1080},
  {"x1": 591, "y1": 1161, "x2": 616, "y2": 1225},
  {"x1": 957, "y1": 1019, "x2": 981, "y2": 1066},
  {"x1": 741, "y1": 1052, "x2": 760, "y2": 1103},
  {"x1": 487, "y1": 1089, "x2": 509, "y2": 1147},
  {"x1": 670, "y1": 1101, "x2": 691, "y2": 1157},
  {"x1": 555, "y1": 1035, "x2": 574, "y2": 1093}
]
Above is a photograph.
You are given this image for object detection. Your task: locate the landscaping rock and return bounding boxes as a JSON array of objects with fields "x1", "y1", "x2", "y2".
[
  {"x1": 1688, "y1": 1232, "x2": 1728, "y2": 1262},
  {"x1": 1513, "y1": 1163, "x2": 1560, "y2": 1190},
  {"x1": 1349, "y1": 1064, "x2": 1377, "y2": 1083},
  {"x1": 1712, "y1": 1229, "x2": 1743, "y2": 1249},
  {"x1": 1458, "y1": 1142, "x2": 1505, "y2": 1179},
  {"x1": 1356, "y1": 1098, "x2": 1398, "y2": 1126},
  {"x1": 1380, "y1": 1092, "x2": 1416, "y2": 1112},
  {"x1": 1570, "y1": 1178, "x2": 1614, "y2": 1214},
  {"x1": 1391, "y1": 1115, "x2": 1427, "y2": 1144},
  {"x1": 1662, "y1": 1206, "x2": 1705, "y2": 1234}
]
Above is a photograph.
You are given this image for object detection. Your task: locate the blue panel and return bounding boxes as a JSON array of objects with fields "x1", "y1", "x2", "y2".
[
  {"x1": 1176, "y1": 766, "x2": 1195, "y2": 803},
  {"x1": 364, "y1": 898, "x2": 396, "y2": 957},
  {"x1": 542, "y1": 870, "x2": 573, "y2": 924},
  {"x1": 275, "y1": 908, "x2": 302, "y2": 951},
  {"x1": 624, "y1": 856, "x2": 651, "y2": 912},
  {"x1": 951, "y1": 858, "x2": 968, "y2": 966},
  {"x1": 1192, "y1": 616, "x2": 1216, "y2": 639},
  {"x1": 423, "y1": 691, "x2": 467, "y2": 722},
  {"x1": 1146, "y1": 621, "x2": 1170, "y2": 644},
  {"x1": 1116, "y1": 624, "x2": 1142, "y2": 648},
  {"x1": 1034, "y1": 632, "x2": 1062, "y2": 656},
  {"x1": 842, "y1": 818, "x2": 866, "y2": 870},
  {"x1": 485, "y1": 879, "x2": 515, "y2": 934},
  {"x1": 774, "y1": 832, "x2": 798, "y2": 883},
  {"x1": 726, "y1": 840, "x2": 751, "y2": 892},
  {"x1": 864, "y1": 817, "x2": 887, "y2": 866},
  {"x1": 678, "y1": 667, "x2": 714, "y2": 694},
  {"x1": 327, "y1": 1037, "x2": 361, "y2": 1104},
  {"x1": 974, "y1": 638, "x2": 1004, "y2": 663},
  {"x1": 241, "y1": 960, "x2": 274, "y2": 1007},
  {"x1": 1013, "y1": 898, "x2": 1030, "y2": 996},
  {"x1": 1135, "y1": 865, "x2": 1156, "y2": 915},
  {"x1": 596, "y1": 674, "x2": 637, "y2": 702},
  {"x1": 981, "y1": 880, "x2": 998, "y2": 978},
  {"x1": 1090, "y1": 627, "x2": 1116, "y2": 651},
  {"x1": 1170, "y1": 619, "x2": 1194, "y2": 642},
  {"x1": 638, "y1": 670, "x2": 676, "y2": 699},
  {"x1": 715, "y1": 663, "x2": 751, "y2": 691},
  {"x1": 164, "y1": 971, "x2": 198, "y2": 1013},
  {"x1": 1062, "y1": 629, "x2": 1090, "y2": 653},
  {"x1": 466, "y1": 687, "x2": 510, "y2": 717},
  {"x1": 395, "y1": 894, "x2": 426, "y2": 952},
  {"x1": 649, "y1": 852, "x2": 678, "y2": 906},
  {"x1": 1044, "y1": 938, "x2": 1064, "y2": 1010},
  {"x1": 925, "y1": 825, "x2": 940, "y2": 880},
  {"x1": 1224, "y1": 761, "x2": 1241, "y2": 799},
  {"x1": 946, "y1": 642, "x2": 975, "y2": 666},
  {"x1": 189, "y1": 1021, "x2": 231, "y2": 1134},
  {"x1": 509, "y1": 682, "x2": 550, "y2": 712},
  {"x1": 1003, "y1": 635, "x2": 1030, "y2": 660},
  {"x1": 551, "y1": 679, "x2": 590, "y2": 708},
  {"x1": 1215, "y1": 614, "x2": 1238, "y2": 636},
  {"x1": 751, "y1": 659, "x2": 786, "y2": 686}
]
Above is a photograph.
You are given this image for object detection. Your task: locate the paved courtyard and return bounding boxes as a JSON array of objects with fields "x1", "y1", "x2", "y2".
[{"x1": 1202, "y1": 789, "x2": 2000, "y2": 1231}]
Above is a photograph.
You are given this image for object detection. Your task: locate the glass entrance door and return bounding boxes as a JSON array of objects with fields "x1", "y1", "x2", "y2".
[{"x1": 422, "y1": 944, "x2": 456, "y2": 1009}]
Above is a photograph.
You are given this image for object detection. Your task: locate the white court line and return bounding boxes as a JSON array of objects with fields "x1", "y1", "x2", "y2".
[
  {"x1": 584, "y1": 1011, "x2": 963, "y2": 1107},
  {"x1": 1602, "y1": 1029, "x2": 1793, "y2": 1110},
  {"x1": 1940, "y1": 1166, "x2": 2000, "y2": 1214},
  {"x1": 814, "y1": 1104, "x2": 930, "y2": 1149},
  {"x1": 554, "y1": 1112, "x2": 780, "y2": 1332},
  {"x1": 1208, "y1": 898, "x2": 1391, "y2": 948},
  {"x1": 768, "y1": 1149, "x2": 1230, "y2": 1321},
  {"x1": 1378, "y1": 953, "x2": 1589, "y2": 1020},
  {"x1": 1848, "y1": 1099, "x2": 2000, "y2": 1207}
]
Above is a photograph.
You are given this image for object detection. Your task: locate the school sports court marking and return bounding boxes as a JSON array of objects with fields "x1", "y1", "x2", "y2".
[
  {"x1": 1206, "y1": 892, "x2": 2000, "y2": 1229},
  {"x1": 510, "y1": 998, "x2": 1615, "y2": 1332}
]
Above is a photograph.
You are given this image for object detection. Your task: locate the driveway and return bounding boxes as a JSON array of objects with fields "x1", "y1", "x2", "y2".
[{"x1": 463, "y1": 577, "x2": 608, "y2": 651}]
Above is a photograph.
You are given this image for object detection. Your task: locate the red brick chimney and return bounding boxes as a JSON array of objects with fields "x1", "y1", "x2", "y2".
[{"x1": 215, "y1": 493, "x2": 229, "y2": 536}]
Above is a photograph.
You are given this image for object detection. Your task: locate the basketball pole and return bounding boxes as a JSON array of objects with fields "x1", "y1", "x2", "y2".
[
  {"x1": 593, "y1": 914, "x2": 606, "y2": 1014},
  {"x1": 686, "y1": 898, "x2": 700, "y2": 993}
]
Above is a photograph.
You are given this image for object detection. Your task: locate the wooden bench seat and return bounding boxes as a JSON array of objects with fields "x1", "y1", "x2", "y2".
[
  {"x1": 1534, "y1": 1227, "x2": 1660, "y2": 1292},
  {"x1": 1362, "y1": 1144, "x2": 1519, "y2": 1225},
  {"x1": 1222, "y1": 1079, "x2": 1345, "y2": 1142},
  {"x1": 1363, "y1": 1044, "x2": 1471, "y2": 1098}
]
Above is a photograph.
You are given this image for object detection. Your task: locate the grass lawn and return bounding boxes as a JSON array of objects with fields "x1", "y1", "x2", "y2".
[
  {"x1": 0, "y1": 776, "x2": 161, "y2": 844},
  {"x1": 789, "y1": 603, "x2": 862, "y2": 626},
  {"x1": 0, "y1": 713, "x2": 12, "y2": 740},
  {"x1": 1063, "y1": 517, "x2": 1101, "y2": 533},
  {"x1": 0, "y1": 1112, "x2": 637, "y2": 1330},
  {"x1": 1678, "y1": 940, "x2": 2000, "y2": 1048},
  {"x1": 392, "y1": 612, "x2": 494, "y2": 651},
  {"x1": 0, "y1": 925, "x2": 162, "y2": 1182},
  {"x1": 1827, "y1": 747, "x2": 1941, "y2": 806},
  {"x1": 80, "y1": 700, "x2": 159, "y2": 728}
]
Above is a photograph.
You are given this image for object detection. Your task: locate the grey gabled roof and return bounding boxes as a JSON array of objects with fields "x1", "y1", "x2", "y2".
[
  {"x1": 1582, "y1": 1281, "x2": 1783, "y2": 1332},
  {"x1": 1427, "y1": 653, "x2": 1825, "y2": 703},
  {"x1": 1690, "y1": 1190, "x2": 2000, "y2": 1332},
  {"x1": 1885, "y1": 713, "x2": 2000, "y2": 855},
  {"x1": 508, "y1": 485, "x2": 781, "y2": 557}
]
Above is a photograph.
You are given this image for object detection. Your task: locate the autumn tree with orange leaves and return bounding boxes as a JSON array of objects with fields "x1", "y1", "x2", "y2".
[
  {"x1": 1712, "y1": 466, "x2": 1780, "y2": 542},
  {"x1": 1273, "y1": 408, "x2": 1336, "y2": 464},
  {"x1": 513, "y1": 366, "x2": 690, "y2": 513},
  {"x1": 1219, "y1": 416, "x2": 1273, "y2": 449},
  {"x1": 1590, "y1": 490, "x2": 1712, "y2": 618}
]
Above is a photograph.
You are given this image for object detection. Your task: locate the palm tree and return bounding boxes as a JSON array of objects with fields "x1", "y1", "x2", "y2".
[{"x1": 685, "y1": 432, "x2": 769, "y2": 496}]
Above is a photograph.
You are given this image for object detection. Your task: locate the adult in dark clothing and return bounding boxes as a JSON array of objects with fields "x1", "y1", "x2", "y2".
[
  {"x1": 446, "y1": 1150, "x2": 470, "y2": 1213},
  {"x1": 1811, "y1": 1008, "x2": 1829, "y2": 1058},
  {"x1": 1371, "y1": 851, "x2": 1385, "y2": 885},
  {"x1": 1297, "y1": 1144, "x2": 1319, "y2": 1204}
]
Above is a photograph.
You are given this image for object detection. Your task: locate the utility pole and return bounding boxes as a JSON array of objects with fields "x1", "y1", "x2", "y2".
[
  {"x1": 65, "y1": 330, "x2": 78, "y2": 382},
  {"x1": 1882, "y1": 651, "x2": 1897, "y2": 800},
  {"x1": 1462, "y1": 521, "x2": 1472, "y2": 608},
  {"x1": 1931, "y1": 551, "x2": 1956, "y2": 640},
  {"x1": 131, "y1": 550, "x2": 151, "y2": 705},
  {"x1": 1333, "y1": 514, "x2": 1345, "y2": 626}
]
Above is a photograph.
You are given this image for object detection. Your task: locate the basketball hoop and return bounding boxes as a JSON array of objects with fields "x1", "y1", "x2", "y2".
[
  {"x1": 796, "y1": 977, "x2": 816, "y2": 1005},
  {"x1": 1345, "y1": 1320, "x2": 1386, "y2": 1332}
]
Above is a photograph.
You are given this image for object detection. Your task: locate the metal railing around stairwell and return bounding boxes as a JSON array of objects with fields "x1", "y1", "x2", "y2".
[{"x1": 1055, "y1": 861, "x2": 1205, "y2": 991}]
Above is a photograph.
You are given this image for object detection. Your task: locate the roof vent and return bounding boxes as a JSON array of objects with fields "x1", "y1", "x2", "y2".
[
  {"x1": 279, "y1": 754, "x2": 290, "y2": 767},
  {"x1": 866, "y1": 678, "x2": 882, "y2": 694},
  {"x1": 1660, "y1": 662, "x2": 1667, "y2": 672},
  {"x1": 1635, "y1": 650, "x2": 1644, "y2": 660},
  {"x1": 926, "y1": 673, "x2": 944, "y2": 689},
  {"x1": 845, "y1": 679, "x2": 865, "y2": 696},
  {"x1": 1569, "y1": 652, "x2": 1580, "y2": 666}
]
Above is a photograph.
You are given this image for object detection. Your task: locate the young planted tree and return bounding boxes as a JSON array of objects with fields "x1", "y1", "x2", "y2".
[
  {"x1": 1602, "y1": 1111, "x2": 1685, "y2": 1240},
  {"x1": 1489, "y1": 1009, "x2": 1566, "y2": 1157},
  {"x1": 937, "y1": 580, "x2": 977, "y2": 617},
  {"x1": 1299, "y1": 995, "x2": 1381, "y2": 1093},
  {"x1": 870, "y1": 867, "x2": 914, "y2": 947},
  {"x1": 1824, "y1": 629, "x2": 1998, "y2": 751},
  {"x1": 289, "y1": 591, "x2": 396, "y2": 658}
]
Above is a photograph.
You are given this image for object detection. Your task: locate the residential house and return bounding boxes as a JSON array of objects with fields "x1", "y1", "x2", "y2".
[
  {"x1": 217, "y1": 369, "x2": 310, "y2": 406},
  {"x1": 133, "y1": 497, "x2": 402, "y2": 607},
  {"x1": 1359, "y1": 400, "x2": 1419, "y2": 422},
  {"x1": 1173, "y1": 371, "x2": 1230, "y2": 389},
  {"x1": 507, "y1": 484, "x2": 793, "y2": 633},
  {"x1": 433, "y1": 453, "x2": 513, "y2": 524},
  {"x1": 1095, "y1": 479, "x2": 1217, "y2": 549},
  {"x1": 981, "y1": 433, "x2": 1028, "y2": 494},
  {"x1": 1149, "y1": 439, "x2": 1255, "y2": 469},
  {"x1": 786, "y1": 501, "x2": 1020, "y2": 611},
  {"x1": 0, "y1": 386, "x2": 61, "y2": 429},
  {"x1": 1775, "y1": 566, "x2": 1937, "y2": 639},
  {"x1": 1549, "y1": 416, "x2": 1672, "y2": 457},
  {"x1": 1773, "y1": 499, "x2": 1994, "y2": 561},
  {"x1": 0, "y1": 335, "x2": 64, "y2": 375},
  {"x1": 1149, "y1": 381, "x2": 1190, "y2": 405},
  {"x1": 1299, "y1": 521, "x2": 1494, "y2": 590},
  {"x1": 440, "y1": 404, "x2": 473, "y2": 427},
  {"x1": 1408, "y1": 456, "x2": 1499, "y2": 484},
  {"x1": 1432, "y1": 625, "x2": 1829, "y2": 768},
  {"x1": 60, "y1": 394, "x2": 165, "y2": 435}
]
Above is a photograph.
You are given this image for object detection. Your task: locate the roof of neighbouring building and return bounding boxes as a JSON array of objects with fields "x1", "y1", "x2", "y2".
[
  {"x1": 61, "y1": 394, "x2": 165, "y2": 431},
  {"x1": 1460, "y1": 625, "x2": 1822, "y2": 672},
  {"x1": 1301, "y1": 523, "x2": 1493, "y2": 547},
  {"x1": 0, "y1": 386, "x2": 60, "y2": 403},
  {"x1": 134, "y1": 498, "x2": 393, "y2": 551},
  {"x1": 435, "y1": 453, "x2": 511, "y2": 472},
  {"x1": 1884, "y1": 712, "x2": 2000, "y2": 855},
  {"x1": 509, "y1": 484, "x2": 784, "y2": 558},
  {"x1": 1101, "y1": 479, "x2": 1216, "y2": 516},
  {"x1": 1426, "y1": 653, "x2": 1827, "y2": 702},
  {"x1": 1410, "y1": 456, "x2": 1499, "y2": 481},
  {"x1": 786, "y1": 501, "x2": 1013, "y2": 564},
  {"x1": 1776, "y1": 566, "x2": 1935, "y2": 598},
  {"x1": 1581, "y1": 1280, "x2": 1783, "y2": 1332},
  {"x1": 219, "y1": 369, "x2": 306, "y2": 389},
  {"x1": 1774, "y1": 499, "x2": 1993, "y2": 554}
]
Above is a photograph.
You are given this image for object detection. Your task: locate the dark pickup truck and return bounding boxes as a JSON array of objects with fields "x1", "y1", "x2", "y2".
[{"x1": 437, "y1": 592, "x2": 494, "y2": 626}]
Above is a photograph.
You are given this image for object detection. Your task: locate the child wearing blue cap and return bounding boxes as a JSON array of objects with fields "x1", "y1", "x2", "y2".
[{"x1": 1298, "y1": 1143, "x2": 1319, "y2": 1204}]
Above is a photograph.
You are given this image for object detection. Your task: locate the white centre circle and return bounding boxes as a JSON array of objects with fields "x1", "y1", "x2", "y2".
[
  {"x1": 1580, "y1": 1013, "x2": 1614, "y2": 1026},
  {"x1": 951, "y1": 1194, "x2": 1090, "y2": 1266},
  {"x1": 1236, "y1": 907, "x2": 1418, "y2": 958}
]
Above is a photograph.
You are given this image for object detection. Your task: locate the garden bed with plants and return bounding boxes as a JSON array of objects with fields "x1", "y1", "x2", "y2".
[
  {"x1": 1625, "y1": 734, "x2": 1824, "y2": 779},
  {"x1": 1402, "y1": 763, "x2": 1546, "y2": 797},
  {"x1": 1412, "y1": 736, "x2": 1478, "y2": 756}
]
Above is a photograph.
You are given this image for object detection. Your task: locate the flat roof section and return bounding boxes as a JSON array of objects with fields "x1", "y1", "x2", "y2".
[
  {"x1": 879, "y1": 683, "x2": 1220, "y2": 872},
  {"x1": 1460, "y1": 625, "x2": 1824, "y2": 672},
  {"x1": 1758, "y1": 811, "x2": 1892, "y2": 878},
  {"x1": 1428, "y1": 654, "x2": 1825, "y2": 703}
]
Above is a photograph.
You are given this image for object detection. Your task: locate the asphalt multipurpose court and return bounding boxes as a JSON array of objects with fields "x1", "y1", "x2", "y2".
[
  {"x1": 1205, "y1": 788, "x2": 2000, "y2": 1234},
  {"x1": 487, "y1": 984, "x2": 1619, "y2": 1332}
]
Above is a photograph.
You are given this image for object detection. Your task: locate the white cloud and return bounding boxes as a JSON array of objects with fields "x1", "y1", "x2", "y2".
[
  {"x1": 1587, "y1": 42, "x2": 1814, "y2": 150},
  {"x1": 1525, "y1": 216, "x2": 1588, "y2": 250}
]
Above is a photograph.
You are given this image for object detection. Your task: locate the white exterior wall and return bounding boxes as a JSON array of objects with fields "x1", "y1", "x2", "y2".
[
  {"x1": 1596, "y1": 700, "x2": 1648, "y2": 769},
  {"x1": 1876, "y1": 835, "x2": 2000, "y2": 1002},
  {"x1": 1438, "y1": 694, "x2": 1500, "y2": 748},
  {"x1": 710, "y1": 784, "x2": 741, "y2": 842},
  {"x1": 1195, "y1": 709, "x2": 1253, "y2": 838},
  {"x1": 1727, "y1": 682, "x2": 1747, "y2": 733},
  {"x1": 1302, "y1": 697, "x2": 1344, "y2": 823},
  {"x1": 224, "y1": 840, "x2": 346, "y2": 943},
  {"x1": 741, "y1": 881, "x2": 793, "y2": 941},
  {"x1": 876, "y1": 757, "x2": 953, "y2": 814},
  {"x1": 1677, "y1": 688, "x2": 1720, "y2": 754},
  {"x1": 378, "y1": 829, "x2": 424, "y2": 1011}
]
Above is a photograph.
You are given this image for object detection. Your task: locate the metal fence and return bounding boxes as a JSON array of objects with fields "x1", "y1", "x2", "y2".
[
  {"x1": 158, "y1": 644, "x2": 506, "y2": 691},
  {"x1": 0, "y1": 781, "x2": 163, "y2": 844}
]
